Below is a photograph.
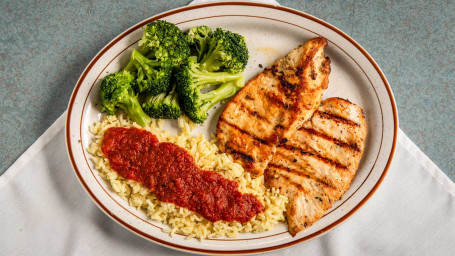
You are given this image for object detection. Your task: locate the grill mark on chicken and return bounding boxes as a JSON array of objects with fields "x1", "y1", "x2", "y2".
[
  {"x1": 217, "y1": 37, "x2": 331, "y2": 176},
  {"x1": 301, "y1": 128, "x2": 361, "y2": 153},
  {"x1": 275, "y1": 48, "x2": 319, "y2": 99},
  {"x1": 272, "y1": 147, "x2": 352, "y2": 192},
  {"x1": 222, "y1": 141, "x2": 257, "y2": 166},
  {"x1": 300, "y1": 48, "x2": 320, "y2": 81},
  {"x1": 277, "y1": 143, "x2": 349, "y2": 171},
  {"x1": 267, "y1": 163, "x2": 333, "y2": 188},
  {"x1": 236, "y1": 101, "x2": 271, "y2": 124},
  {"x1": 278, "y1": 75, "x2": 297, "y2": 96},
  {"x1": 264, "y1": 97, "x2": 367, "y2": 236},
  {"x1": 265, "y1": 169, "x2": 307, "y2": 193},
  {"x1": 229, "y1": 150, "x2": 255, "y2": 163},
  {"x1": 318, "y1": 97, "x2": 366, "y2": 125},
  {"x1": 296, "y1": 66, "x2": 304, "y2": 77},
  {"x1": 318, "y1": 111, "x2": 360, "y2": 127},
  {"x1": 265, "y1": 92, "x2": 289, "y2": 110},
  {"x1": 266, "y1": 168, "x2": 339, "y2": 203},
  {"x1": 218, "y1": 117, "x2": 269, "y2": 145}
]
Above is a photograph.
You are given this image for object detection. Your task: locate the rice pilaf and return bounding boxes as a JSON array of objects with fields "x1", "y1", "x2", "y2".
[{"x1": 87, "y1": 114, "x2": 287, "y2": 239}]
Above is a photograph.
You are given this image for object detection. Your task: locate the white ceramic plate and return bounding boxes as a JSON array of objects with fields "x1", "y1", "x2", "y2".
[{"x1": 66, "y1": 2, "x2": 398, "y2": 255}]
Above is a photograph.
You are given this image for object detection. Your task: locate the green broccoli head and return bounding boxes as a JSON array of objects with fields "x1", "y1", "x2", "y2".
[
  {"x1": 138, "y1": 20, "x2": 191, "y2": 66},
  {"x1": 176, "y1": 57, "x2": 244, "y2": 123},
  {"x1": 186, "y1": 25, "x2": 213, "y2": 62},
  {"x1": 142, "y1": 82, "x2": 181, "y2": 119},
  {"x1": 100, "y1": 70, "x2": 151, "y2": 127},
  {"x1": 131, "y1": 49, "x2": 173, "y2": 95},
  {"x1": 199, "y1": 28, "x2": 249, "y2": 73}
]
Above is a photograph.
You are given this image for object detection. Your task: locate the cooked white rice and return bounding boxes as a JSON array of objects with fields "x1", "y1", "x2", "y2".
[{"x1": 87, "y1": 114, "x2": 287, "y2": 239}]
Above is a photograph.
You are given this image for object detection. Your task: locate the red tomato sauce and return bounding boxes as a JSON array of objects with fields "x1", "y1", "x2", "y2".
[{"x1": 101, "y1": 127, "x2": 264, "y2": 223}]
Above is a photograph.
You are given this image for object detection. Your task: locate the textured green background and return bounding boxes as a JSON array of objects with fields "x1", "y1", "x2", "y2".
[{"x1": 0, "y1": 0, "x2": 454, "y2": 181}]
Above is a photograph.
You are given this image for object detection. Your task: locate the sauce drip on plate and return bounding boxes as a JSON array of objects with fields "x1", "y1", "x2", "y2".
[{"x1": 101, "y1": 127, "x2": 264, "y2": 223}]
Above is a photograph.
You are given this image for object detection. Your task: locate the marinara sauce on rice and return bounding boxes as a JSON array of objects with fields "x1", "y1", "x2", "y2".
[{"x1": 87, "y1": 114, "x2": 287, "y2": 239}]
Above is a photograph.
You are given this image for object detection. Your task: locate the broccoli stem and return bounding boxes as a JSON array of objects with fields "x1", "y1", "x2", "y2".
[
  {"x1": 145, "y1": 92, "x2": 166, "y2": 106},
  {"x1": 199, "y1": 76, "x2": 244, "y2": 114},
  {"x1": 196, "y1": 41, "x2": 209, "y2": 62},
  {"x1": 123, "y1": 60, "x2": 136, "y2": 73},
  {"x1": 121, "y1": 92, "x2": 151, "y2": 127},
  {"x1": 193, "y1": 70, "x2": 242, "y2": 89},
  {"x1": 199, "y1": 44, "x2": 222, "y2": 71},
  {"x1": 165, "y1": 83, "x2": 179, "y2": 106},
  {"x1": 132, "y1": 49, "x2": 162, "y2": 68},
  {"x1": 122, "y1": 48, "x2": 154, "y2": 73}
]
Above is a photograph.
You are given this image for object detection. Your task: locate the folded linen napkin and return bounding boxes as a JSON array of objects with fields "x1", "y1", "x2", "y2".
[{"x1": 1, "y1": 112, "x2": 453, "y2": 255}]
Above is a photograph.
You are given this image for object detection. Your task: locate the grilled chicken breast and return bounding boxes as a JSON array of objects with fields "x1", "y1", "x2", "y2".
[
  {"x1": 265, "y1": 97, "x2": 367, "y2": 236},
  {"x1": 217, "y1": 37, "x2": 331, "y2": 176}
]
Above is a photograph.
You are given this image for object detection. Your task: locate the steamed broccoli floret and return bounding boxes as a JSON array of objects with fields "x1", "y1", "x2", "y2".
[
  {"x1": 130, "y1": 49, "x2": 173, "y2": 95},
  {"x1": 176, "y1": 57, "x2": 244, "y2": 123},
  {"x1": 186, "y1": 26, "x2": 213, "y2": 61},
  {"x1": 142, "y1": 82, "x2": 181, "y2": 119},
  {"x1": 100, "y1": 71, "x2": 151, "y2": 127},
  {"x1": 198, "y1": 28, "x2": 248, "y2": 73},
  {"x1": 138, "y1": 20, "x2": 190, "y2": 66}
]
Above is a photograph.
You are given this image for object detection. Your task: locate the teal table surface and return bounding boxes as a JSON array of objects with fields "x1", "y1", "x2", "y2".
[{"x1": 1, "y1": 0, "x2": 454, "y2": 181}]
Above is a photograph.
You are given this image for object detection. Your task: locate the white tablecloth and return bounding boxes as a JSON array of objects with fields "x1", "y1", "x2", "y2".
[{"x1": 1, "y1": 111, "x2": 454, "y2": 255}]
